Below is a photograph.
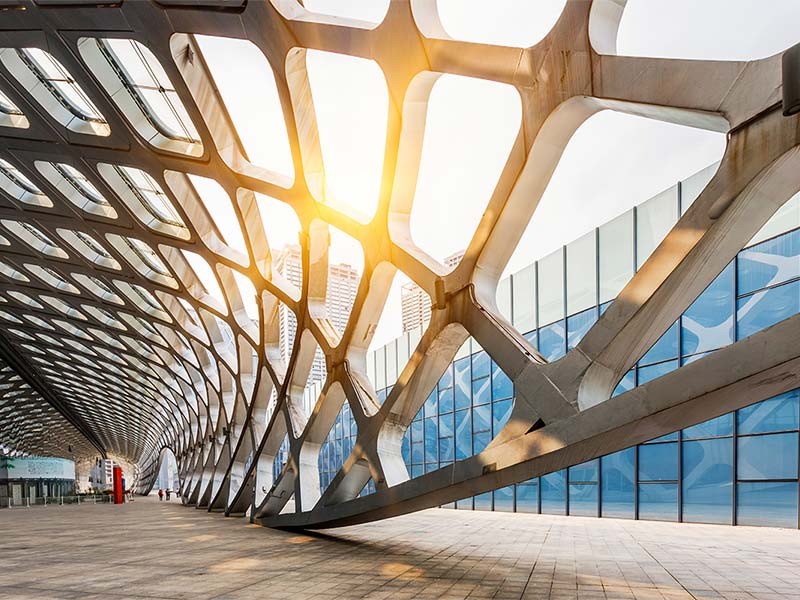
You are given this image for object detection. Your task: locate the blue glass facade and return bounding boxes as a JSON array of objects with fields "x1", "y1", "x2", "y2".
[{"x1": 309, "y1": 174, "x2": 799, "y2": 527}]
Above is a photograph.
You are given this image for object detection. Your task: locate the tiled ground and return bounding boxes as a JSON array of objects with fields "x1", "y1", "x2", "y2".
[{"x1": 0, "y1": 496, "x2": 798, "y2": 599}]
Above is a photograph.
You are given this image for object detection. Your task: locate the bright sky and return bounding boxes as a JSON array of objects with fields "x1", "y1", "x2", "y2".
[{"x1": 194, "y1": 0, "x2": 800, "y2": 350}]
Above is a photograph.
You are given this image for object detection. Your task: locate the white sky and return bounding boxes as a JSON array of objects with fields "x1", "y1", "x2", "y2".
[{"x1": 196, "y1": 0, "x2": 800, "y2": 350}]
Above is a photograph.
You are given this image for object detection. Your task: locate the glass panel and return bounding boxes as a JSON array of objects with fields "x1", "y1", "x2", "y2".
[
  {"x1": 454, "y1": 357, "x2": 471, "y2": 411},
  {"x1": 599, "y1": 210, "x2": 634, "y2": 304},
  {"x1": 567, "y1": 307, "x2": 596, "y2": 350},
  {"x1": 681, "y1": 263, "x2": 734, "y2": 356},
  {"x1": 640, "y1": 321, "x2": 679, "y2": 365},
  {"x1": 511, "y1": 263, "x2": 536, "y2": 333},
  {"x1": 472, "y1": 377, "x2": 490, "y2": 406},
  {"x1": 497, "y1": 276, "x2": 512, "y2": 322},
  {"x1": 568, "y1": 459, "x2": 599, "y2": 483},
  {"x1": 682, "y1": 438, "x2": 733, "y2": 524},
  {"x1": 540, "y1": 470, "x2": 566, "y2": 515},
  {"x1": 612, "y1": 370, "x2": 636, "y2": 398},
  {"x1": 601, "y1": 448, "x2": 635, "y2": 519},
  {"x1": 737, "y1": 432, "x2": 798, "y2": 480},
  {"x1": 473, "y1": 491, "x2": 492, "y2": 511},
  {"x1": 737, "y1": 390, "x2": 800, "y2": 435},
  {"x1": 566, "y1": 230, "x2": 596, "y2": 315},
  {"x1": 682, "y1": 414, "x2": 733, "y2": 440},
  {"x1": 737, "y1": 481, "x2": 798, "y2": 528},
  {"x1": 100, "y1": 39, "x2": 199, "y2": 142},
  {"x1": 636, "y1": 186, "x2": 678, "y2": 269},
  {"x1": 638, "y1": 442, "x2": 678, "y2": 481},
  {"x1": 516, "y1": 481, "x2": 539, "y2": 514},
  {"x1": 638, "y1": 483, "x2": 678, "y2": 521},
  {"x1": 20, "y1": 48, "x2": 106, "y2": 122},
  {"x1": 737, "y1": 229, "x2": 799, "y2": 296},
  {"x1": 538, "y1": 320, "x2": 566, "y2": 361},
  {"x1": 454, "y1": 409, "x2": 471, "y2": 460},
  {"x1": 490, "y1": 362, "x2": 512, "y2": 400},
  {"x1": 569, "y1": 484, "x2": 598, "y2": 517},
  {"x1": 737, "y1": 280, "x2": 800, "y2": 339},
  {"x1": 748, "y1": 192, "x2": 800, "y2": 247},
  {"x1": 494, "y1": 485, "x2": 514, "y2": 512},
  {"x1": 537, "y1": 249, "x2": 564, "y2": 326},
  {"x1": 117, "y1": 166, "x2": 184, "y2": 227},
  {"x1": 471, "y1": 350, "x2": 490, "y2": 380},
  {"x1": 492, "y1": 398, "x2": 513, "y2": 437},
  {"x1": 637, "y1": 360, "x2": 678, "y2": 385},
  {"x1": 680, "y1": 162, "x2": 718, "y2": 213}
]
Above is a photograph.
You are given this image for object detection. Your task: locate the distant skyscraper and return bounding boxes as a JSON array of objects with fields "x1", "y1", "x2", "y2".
[
  {"x1": 274, "y1": 244, "x2": 360, "y2": 386},
  {"x1": 401, "y1": 281, "x2": 431, "y2": 333},
  {"x1": 444, "y1": 250, "x2": 465, "y2": 269},
  {"x1": 401, "y1": 250, "x2": 465, "y2": 333}
]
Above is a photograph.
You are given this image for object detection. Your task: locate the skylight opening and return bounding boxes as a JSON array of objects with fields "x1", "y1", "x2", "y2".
[
  {"x1": 128, "y1": 238, "x2": 169, "y2": 276},
  {"x1": 98, "y1": 163, "x2": 188, "y2": 238},
  {"x1": 595, "y1": 0, "x2": 800, "y2": 60},
  {"x1": 80, "y1": 37, "x2": 203, "y2": 156},
  {"x1": 407, "y1": 74, "x2": 521, "y2": 272},
  {"x1": 504, "y1": 111, "x2": 726, "y2": 279},
  {"x1": 35, "y1": 161, "x2": 116, "y2": 219},
  {"x1": 0, "y1": 47, "x2": 110, "y2": 136},
  {"x1": 187, "y1": 174, "x2": 247, "y2": 255},
  {"x1": 0, "y1": 89, "x2": 22, "y2": 115},
  {"x1": 0, "y1": 158, "x2": 52, "y2": 208},
  {"x1": 118, "y1": 166, "x2": 181, "y2": 225},
  {"x1": 40, "y1": 296, "x2": 86, "y2": 320},
  {"x1": 253, "y1": 192, "x2": 303, "y2": 299},
  {"x1": 311, "y1": 224, "x2": 364, "y2": 342},
  {"x1": 57, "y1": 228, "x2": 120, "y2": 270},
  {"x1": 419, "y1": 0, "x2": 567, "y2": 48},
  {"x1": 72, "y1": 273, "x2": 124, "y2": 304},
  {"x1": 2, "y1": 220, "x2": 68, "y2": 258},
  {"x1": 100, "y1": 39, "x2": 199, "y2": 142},
  {"x1": 0, "y1": 88, "x2": 28, "y2": 129},
  {"x1": 115, "y1": 281, "x2": 169, "y2": 319},
  {"x1": 181, "y1": 250, "x2": 226, "y2": 306},
  {"x1": 296, "y1": 49, "x2": 388, "y2": 223},
  {"x1": 25, "y1": 264, "x2": 80, "y2": 294},
  {"x1": 233, "y1": 270, "x2": 259, "y2": 324},
  {"x1": 0, "y1": 260, "x2": 29, "y2": 282},
  {"x1": 8, "y1": 291, "x2": 44, "y2": 309},
  {"x1": 191, "y1": 35, "x2": 294, "y2": 185},
  {"x1": 275, "y1": 0, "x2": 390, "y2": 26}
]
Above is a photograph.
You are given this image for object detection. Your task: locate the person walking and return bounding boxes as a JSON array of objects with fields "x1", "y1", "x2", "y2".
[
  {"x1": 158, "y1": 488, "x2": 164, "y2": 501},
  {"x1": 166, "y1": 489, "x2": 171, "y2": 501}
]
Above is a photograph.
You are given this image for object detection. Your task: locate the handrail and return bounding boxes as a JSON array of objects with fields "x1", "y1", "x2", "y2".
[{"x1": 2, "y1": 494, "x2": 114, "y2": 508}]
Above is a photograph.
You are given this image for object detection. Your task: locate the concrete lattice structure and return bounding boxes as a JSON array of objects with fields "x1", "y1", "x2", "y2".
[{"x1": 0, "y1": 0, "x2": 798, "y2": 532}]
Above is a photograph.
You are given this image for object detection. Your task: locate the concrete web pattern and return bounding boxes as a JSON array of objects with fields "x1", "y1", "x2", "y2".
[{"x1": 0, "y1": 0, "x2": 798, "y2": 529}]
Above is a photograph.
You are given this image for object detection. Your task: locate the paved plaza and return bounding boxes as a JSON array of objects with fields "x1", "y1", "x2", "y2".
[{"x1": 0, "y1": 496, "x2": 798, "y2": 599}]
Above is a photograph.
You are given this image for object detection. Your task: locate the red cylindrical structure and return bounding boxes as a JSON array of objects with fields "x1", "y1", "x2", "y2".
[{"x1": 112, "y1": 466, "x2": 124, "y2": 505}]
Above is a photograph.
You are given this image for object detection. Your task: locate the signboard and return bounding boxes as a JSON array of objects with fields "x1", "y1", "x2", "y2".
[{"x1": 0, "y1": 457, "x2": 75, "y2": 480}]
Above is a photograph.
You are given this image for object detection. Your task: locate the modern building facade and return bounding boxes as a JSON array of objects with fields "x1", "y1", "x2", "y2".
[
  {"x1": 0, "y1": 456, "x2": 76, "y2": 506},
  {"x1": 316, "y1": 163, "x2": 800, "y2": 527}
]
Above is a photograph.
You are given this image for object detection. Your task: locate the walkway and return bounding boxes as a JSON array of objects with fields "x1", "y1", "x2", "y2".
[{"x1": 0, "y1": 496, "x2": 799, "y2": 599}]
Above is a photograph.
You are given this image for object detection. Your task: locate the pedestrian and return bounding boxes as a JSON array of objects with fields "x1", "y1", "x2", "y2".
[
  {"x1": 166, "y1": 489, "x2": 171, "y2": 501},
  {"x1": 158, "y1": 488, "x2": 163, "y2": 501}
]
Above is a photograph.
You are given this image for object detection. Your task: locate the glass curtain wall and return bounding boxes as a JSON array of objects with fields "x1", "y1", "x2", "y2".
[{"x1": 314, "y1": 165, "x2": 800, "y2": 527}]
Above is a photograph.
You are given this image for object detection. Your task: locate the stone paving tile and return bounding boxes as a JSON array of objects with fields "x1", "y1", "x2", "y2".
[{"x1": 1, "y1": 498, "x2": 800, "y2": 599}]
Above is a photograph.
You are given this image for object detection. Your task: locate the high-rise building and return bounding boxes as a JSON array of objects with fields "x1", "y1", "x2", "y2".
[
  {"x1": 401, "y1": 281, "x2": 431, "y2": 333},
  {"x1": 401, "y1": 250, "x2": 465, "y2": 332},
  {"x1": 274, "y1": 244, "x2": 360, "y2": 387}
]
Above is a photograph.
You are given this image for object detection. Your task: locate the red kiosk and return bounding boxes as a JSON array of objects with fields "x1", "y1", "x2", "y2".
[{"x1": 112, "y1": 465, "x2": 124, "y2": 504}]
